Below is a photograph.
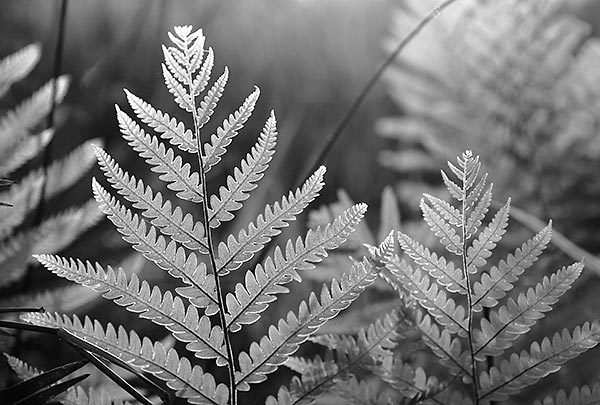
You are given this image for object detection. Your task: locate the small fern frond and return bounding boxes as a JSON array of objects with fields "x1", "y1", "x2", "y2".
[
  {"x1": 0, "y1": 43, "x2": 40, "y2": 97},
  {"x1": 420, "y1": 198, "x2": 463, "y2": 256},
  {"x1": 197, "y1": 68, "x2": 228, "y2": 127},
  {"x1": 4, "y1": 353, "x2": 40, "y2": 380},
  {"x1": 472, "y1": 222, "x2": 552, "y2": 311},
  {"x1": 414, "y1": 311, "x2": 471, "y2": 380},
  {"x1": 22, "y1": 312, "x2": 229, "y2": 405},
  {"x1": 34, "y1": 254, "x2": 228, "y2": 364},
  {"x1": 202, "y1": 87, "x2": 260, "y2": 172},
  {"x1": 91, "y1": 178, "x2": 219, "y2": 313},
  {"x1": 473, "y1": 262, "x2": 584, "y2": 360},
  {"x1": 0, "y1": 129, "x2": 52, "y2": 176},
  {"x1": 93, "y1": 145, "x2": 208, "y2": 252},
  {"x1": 235, "y1": 258, "x2": 378, "y2": 390},
  {"x1": 266, "y1": 353, "x2": 339, "y2": 405},
  {"x1": 225, "y1": 204, "x2": 367, "y2": 332},
  {"x1": 215, "y1": 166, "x2": 326, "y2": 277},
  {"x1": 479, "y1": 321, "x2": 600, "y2": 402},
  {"x1": 208, "y1": 111, "x2": 277, "y2": 228},
  {"x1": 115, "y1": 106, "x2": 203, "y2": 203},
  {"x1": 0, "y1": 75, "x2": 68, "y2": 150},
  {"x1": 375, "y1": 356, "x2": 437, "y2": 400},
  {"x1": 124, "y1": 89, "x2": 196, "y2": 153},
  {"x1": 534, "y1": 383, "x2": 600, "y2": 405},
  {"x1": 466, "y1": 198, "x2": 510, "y2": 274},
  {"x1": 422, "y1": 193, "x2": 462, "y2": 227},
  {"x1": 397, "y1": 231, "x2": 467, "y2": 294},
  {"x1": 384, "y1": 254, "x2": 468, "y2": 337}
]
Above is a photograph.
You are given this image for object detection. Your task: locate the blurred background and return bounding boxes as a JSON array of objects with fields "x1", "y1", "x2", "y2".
[{"x1": 3, "y1": 0, "x2": 600, "y2": 403}]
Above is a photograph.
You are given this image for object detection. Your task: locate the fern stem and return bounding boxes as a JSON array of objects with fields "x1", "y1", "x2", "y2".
[
  {"x1": 298, "y1": 0, "x2": 459, "y2": 184},
  {"x1": 461, "y1": 165, "x2": 480, "y2": 404},
  {"x1": 187, "y1": 59, "x2": 237, "y2": 405}
]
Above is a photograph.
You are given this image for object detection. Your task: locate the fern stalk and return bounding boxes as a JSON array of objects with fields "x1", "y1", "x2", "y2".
[
  {"x1": 460, "y1": 158, "x2": 479, "y2": 403},
  {"x1": 186, "y1": 49, "x2": 237, "y2": 405}
]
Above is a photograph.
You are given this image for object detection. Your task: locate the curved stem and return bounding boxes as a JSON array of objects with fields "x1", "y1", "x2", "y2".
[
  {"x1": 298, "y1": 0, "x2": 460, "y2": 185},
  {"x1": 186, "y1": 57, "x2": 237, "y2": 405}
]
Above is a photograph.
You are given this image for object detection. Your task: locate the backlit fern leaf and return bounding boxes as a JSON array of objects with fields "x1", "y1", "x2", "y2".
[
  {"x1": 28, "y1": 25, "x2": 373, "y2": 405},
  {"x1": 235, "y1": 258, "x2": 378, "y2": 390},
  {"x1": 22, "y1": 312, "x2": 229, "y2": 405},
  {"x1": 534, "y1": 383, "x2": 600, "y2": 405},
  {"x1": 479, "y1": 322, "x2": 600, "y2": 402},
  {"x1": 215, "y1": 166, "x2": 326, "y2": 277},
  {"x1": 33, "y1": 254, "x2": 227, "y2": 364},
  {"x1": 208, "y1": 111, "x2": 277, "y2": 228},
  {"x1": 474, "y1": 262, "x2": 583, "y2": 360}
]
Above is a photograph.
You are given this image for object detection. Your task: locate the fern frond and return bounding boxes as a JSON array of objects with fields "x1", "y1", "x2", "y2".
[
  {"x1": 0, "y1": 43, "x2": 40, "y2": 97},
  {"x1": 472, "y1": 222, "x2": 552, "y2": 311},
  {"x1": 384, "y1": 254, "x2": 468, "y2": 337},
  {"x1": 197, "y1": 68, "x2": 228, "y2": 127},
  {"x1": 0, "y1": 76, "x2": 68, "y2": 150},
  {"x1": 534, "y1": 383, "x2": 600, "y2": 405},
  {"x1": 266, "y1": 353, "x2": 340, "y2": 405},
  {"x1": 414, "y1": 311, "x2": 471, "y2": 380},
  {"x1": 22, "y1": 312, "x2": 229, "y2": 405},
  {"x1": 215, "y1": 166, "x2": 326, "y2": 276},
  {"x1": 202, "y1": 86, "x2": 260, "y2": 172},
  {"x1": 192, "y1": 47, "x2": 214, "y2": 97},
  {"x1": 0, "y1": 129, "x2": 52, "y2": 176},
  {"x1": 115, "y1": 106, "x2": 203, "y2": 203},
  {"x1": 465, "y1": 182, "x2": 492, "y2": 239},
  {"x1": 91, "y1": 178, "x2": 219, "y2": 313},
  {"x1": 479, "y1": 321, "x2": 600, "y2": 402},
  {"x1": 208, "y1": 111, "x2": 277, "y2": 227},
  {"x1": 235, "y1": 258, "x2": 378, "y2": 390},
  {"x1": 420, "y1": 198, "x2": 462, "y2": 255},
  {"x1": 34, "y1": 254, "x2": 227, "y2": 364},
  {"x1": 93, "y1": 145, "x2": 208, "y2": 252},
  {"x1": 375, "y1": 356, "x2": 437, "y2": 400},
  {"x1": 225, "y1": 204, "x2": 367, "y2": 332},
  {"x1": 25, "y1": 138, "x2": 100, "y2": 200},
  {"x1": 162, "y1": 63, "x2": 194, "y2": 112},
  {"x1": 422, "y1": 193, "x2": 462, "y2": 227},
  {"x1": 397, "y1": 231, "x2": 467, "y2": 294},
  {"x1": 30, "y1": 199, "x2": 103, "y2": 254},
  {"x1": 474, "y1": 262, "x2": 584, "y2": 360},
  {"x1": 4, "y1": 353, "x2": 40, "y2": 380},
  {"x1": 466, "y1": 198, "x2": 510, "y2": 274},
  {"x1": 124, "y1": 89, "x2": 196, "y2": 153}
]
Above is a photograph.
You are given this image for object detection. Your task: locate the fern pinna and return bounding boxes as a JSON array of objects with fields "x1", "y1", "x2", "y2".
[
  {"x1": 287, "y1": 150, "x2": 598, "y2": 405},
  {"x1": 20, "y1": 25, "x2": 379, "y2": 404}
]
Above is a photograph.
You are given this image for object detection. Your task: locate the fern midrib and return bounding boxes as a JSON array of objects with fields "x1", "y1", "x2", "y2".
[
  {"x1": 236, "y1": 266, "x2": 375, "y2": 386},
  {"x1": 474, "y1": 275, "x2": 567, "y2": 357},
  {"x1": 460, "y1": 157, "x2": 479, "y2": 403},
  {"x1": 478, "y1": 329, "x2": 600, "y2": 400},
  {"x1": 226, "y1": 227, "x2": 344, "y2": 329},
  {"x1": 96, "y1": 186, "x2": 217, "y2": 305},
  {"x1": 183, "y1": 37, "x2": 237, "y2": 405},
  {"x1": 100, "y1": 153, "x2": 209, "y2": 252}
]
